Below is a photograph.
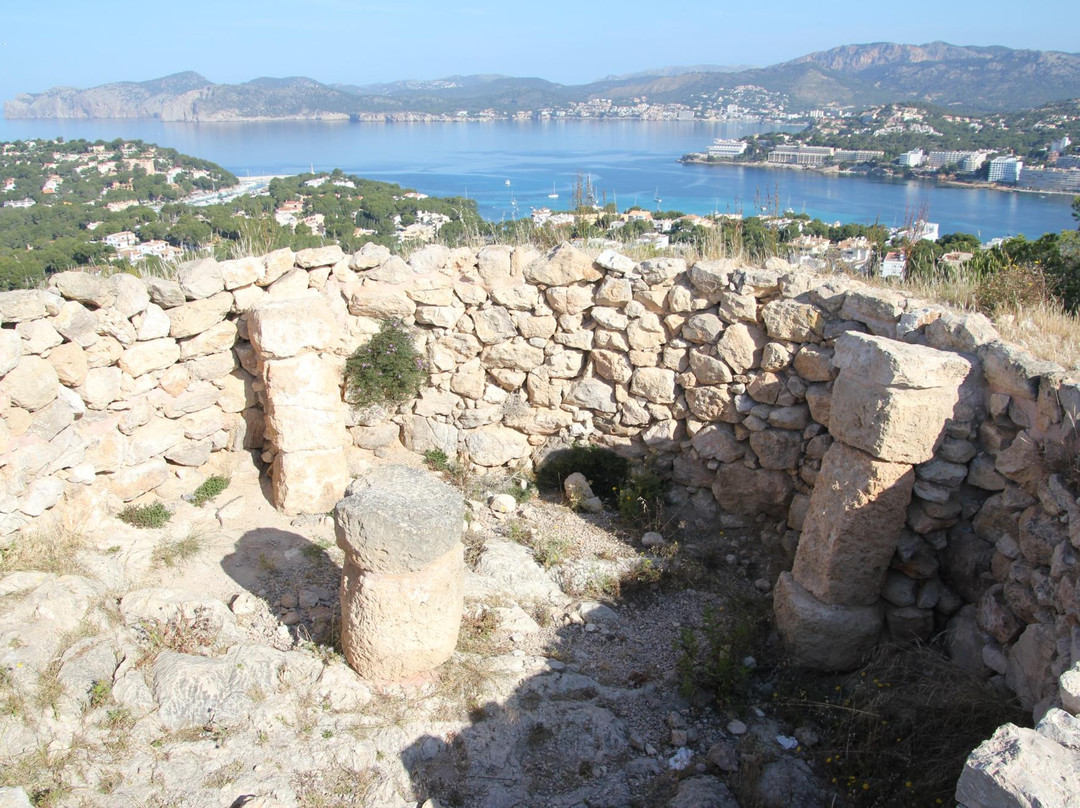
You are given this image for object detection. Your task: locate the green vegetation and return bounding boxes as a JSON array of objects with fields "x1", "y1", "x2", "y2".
[
  {"x1": 675, "y1": 597, "x2": 770, "y2": 708},
  {"x1": 344, "y1": 319, "x2": 428, "y2": 409},
  {"x1": 117, "y1": 502, "x2": 172, "y2": 529},
  {"x1": 152, "y1": 532, "x2": 203, "y2": 568},
  {"x1": 0, "y1": 138, "x2": 484, "y2": 291},
  {"x1": 191, "y1": 475, "x2": 230, "y2": 507}
]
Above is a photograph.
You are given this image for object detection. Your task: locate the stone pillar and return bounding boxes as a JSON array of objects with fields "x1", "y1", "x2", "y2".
[
  {"x1": 775, "y1": 333, "x2": 972, "y2": 669},
  {"x1": 334, "y1": 465, "x2": 465, "y2": 681},
  {"x1": 247, "y1": 297, "x2": 349, "y2": 514}
]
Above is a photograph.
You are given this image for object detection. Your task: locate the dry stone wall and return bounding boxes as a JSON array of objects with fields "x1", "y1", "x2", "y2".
[{"x1": 2, "y1": 239, "x2": 1079, "y2": 721}]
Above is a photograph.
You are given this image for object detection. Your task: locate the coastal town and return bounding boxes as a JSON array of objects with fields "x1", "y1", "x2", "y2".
[{"x1": 682, "y1": 102, "x2": 1080, "y2": 194}]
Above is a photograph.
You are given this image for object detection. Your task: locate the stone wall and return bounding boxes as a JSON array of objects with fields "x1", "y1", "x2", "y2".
[{"x1": 1, "y1": 239, "x2": 1078, "y2": 718}]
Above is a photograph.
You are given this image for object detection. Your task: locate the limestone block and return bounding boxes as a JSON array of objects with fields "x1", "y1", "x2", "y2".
[
  {"x1": 177, "y1": 257, "x2": 224, "y2": 300},
  {"x1": 687, "y1": 260, "x2": 736, "y2": 298},
  {"x1": 0, "y1": 328, "x2": 20, "y2": 377},
  {"x1": 834, "y1": 332, "x2": 972, "y2": 390},
  {"x1": 639, "y1": 256, "x2": 686, "y2": 285},
  {"x1": 145, "y1": 277, "x2": 186, "y2": 309},
  {"x1": 591, "y1": 350, "x2": 633, "y2": 384},
  {"x1": 462, "y1": 426, "x2": 530, "y2": 467},
  {"x1": 564, "y1": 378, "x2": 617, "y2": 413},
  {"x1": 481, "y1": 341, "x2": 545, "y2": 372},
  {"x1": 95, "y1": 310, "x2": 136, "y2": 350},
  {"x1": 1061, "y1": 664, "x2": 1080, "y2": 715},
  {"x1": 335, "y1": 466, "x2": 465, "y2": 680},
  {"x1": 77, "y1": 366, "x2": 122, "y2": 410},
  {"x1": 829, "y1": 373, "x2": 961, "y2": 465},
  {"x1": 956, "y1": 723, "x2": 1080, "y2": 808},
  {"x1": 407, "y1": 244, "x2": 451, "y2": 274},
  {"x1": 117, "y1": 338, "x2": 181, "y2": 377},
  {"x1": 0, "y1": 289, "x2": 48, "y2": 322},
  {"x1": 761, "y1": 300, "x2": 824, "y2": 342},
  {"x1": 133, "y1": 302, "x2": 171, "y2": 341},
  {"x1": 295, "y1": 245, "x2": 345, "y2": 269},
  {"x1": 685, "y1": 386, "x2": 740, "y2": 423},
  {"x1": 682, "y1": 313, "x2": 723, "y2": 344},
  {"x1": 595, "y1": 277, "x2": 633, "y2": 306},
  {"x1": 524, "y1": 243, "x2": 601, "y2": 286},
  {"x1": 594, "y1": 249, "x2": 637, "y2": 275},
  {"x1": 350, "y1": 243, "x2": 390, "y2": 271},
  {"x1": 627, "y1": 313, "x2": 666, "y2": 351},
  {"x1": 688, "y1": 350, "x2": 733, "y2": 385},
  {"x1": 167, "y1": 292, "x2": 233, "y2": 339},
  {"x1": 838, "y1": 288, "x2": 905, "y2": 336},
  {"x1": 630, "y1": 367, "x2": 677, "y2": 404},
  {"x1": 546, "y1": 285, "x2": 594, "y2": 316},
  {"x1": 106, "y1": 273, "x2": 149, "y2": 320},
  {"x1": 53, "y1": 300, "x2": 99, "y2": 347},
  {"x1": 773, "y1": 572, "x2": 883, "y2": 670},
  {"x1": 272, "y1": 448, "x2": 349, "y2": 515},
  {"x1": 177, "y1": 320, "x2": 237, "y2": 361},
  {"x1": 128, "y1": 418, "x2": 186, "y2": 464},
  {"x1": 793, "y1": 344, "x2": 836, "y2": 381},
  {"x1": 1006, "y1": 624, "x2": 1059, "y2": 711},
  {"x1": 18, "y1": 319, "x2": 63, "y2": 354},
  {"x1": 49, "y1": 271, "x2": 115, "y2": 308},
  {"x1": 715, "y1": 322, "x2": 766, "y2": 373},
  {"x1": 472, "y1": 307, "x2": 518, "y2": 344},
  {"x1": 792, "y1": 442, "x2": 915, "y2": 607},
  {"x1": 46, "y1": 341, "x2": 88, "y2": 388},
  {"x1": 0, "y1": 355, "x2": 59, "y2": 411},
  {"x1": 716, "y1": 291, "x2": 758, "y2": 323},
  {"x1": 347, "y1": 284, "x2": 416, "y2": 320},
  {"x1": 401, "y1": 415, "x2": 458, "y2": 456},
  {"x1": 749, "y1": 429, "x2": 802, "y2": 470},
  {"x1": 267, "y1": 268, "x2": 310, "y2": 300},
  {"x1": 712, "y1": 465, "x2": 792, "y2": 518},
  {"x1": 249, "y1": 298, "x2": 339, "y2": 359},
  {"x1": 691, "y1": 423, "x2": 744, "y2": 463}
]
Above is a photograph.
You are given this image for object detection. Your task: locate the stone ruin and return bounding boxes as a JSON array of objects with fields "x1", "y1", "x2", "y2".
[{"x1": 2, "y1": 240, "x2": 1079, "y2": 803}]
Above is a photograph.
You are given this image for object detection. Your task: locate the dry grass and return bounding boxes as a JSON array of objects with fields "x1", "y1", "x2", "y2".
[
  {"x1": 771, "y1": 642, "x2": 1025, "y2": 808},
  {"x1": 293, "y1": 766, "x2": 379, "y2": 808},
  {"x1": 0, "y1": 527, "x2": 87, "y2": 576},
  {"x1": 151, "y1": 530, "x2": 204, "y2": 569}
]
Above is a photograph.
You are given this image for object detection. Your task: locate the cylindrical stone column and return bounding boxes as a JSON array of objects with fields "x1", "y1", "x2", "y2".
[{"x1": 334, "y1": 465, "x2": 465, "y2": 681}]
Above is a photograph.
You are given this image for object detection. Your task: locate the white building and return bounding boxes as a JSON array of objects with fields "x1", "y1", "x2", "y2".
[
  {"x1": 1050, "y1": 136, "x2": 1072, "y2": 154},
  {"x1": 706, "y1": 139, "x2": 747, "y2": 158},
  {"x1": 881, "y1": 251, "x2": 906, "y2": 279},
  {"x1": 988, "y1": 156, "x2": 1023, "y2": 184},
  {"x1": 896, "y1": 149, "x2": 925, "y2": 168}
]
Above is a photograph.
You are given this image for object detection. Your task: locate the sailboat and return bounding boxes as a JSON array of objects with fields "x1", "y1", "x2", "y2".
[
  {"x1": 653, "y1": 187, "x2": 662, "y2": 206},
  {"x1": 548, "y1": 181, "x2": 559, "y2": 199}
]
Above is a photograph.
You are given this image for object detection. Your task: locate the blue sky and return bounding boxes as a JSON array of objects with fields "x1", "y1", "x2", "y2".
[{"x1": 0, "y1": 0, "x2": 1075, "y2": 101}]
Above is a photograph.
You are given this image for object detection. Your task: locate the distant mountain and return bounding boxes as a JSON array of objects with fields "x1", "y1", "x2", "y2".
[
  {"x1": 790, "y1": 42, "x2": 1080, "y2": 110},
  {"x1": 597, "y1": 65, "x2": 754, "y2": 81},
  {"x1": 6, "y1": 43, "x2": 1080, "y2": 121}
]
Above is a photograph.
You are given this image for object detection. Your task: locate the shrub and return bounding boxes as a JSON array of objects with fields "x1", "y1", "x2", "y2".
[
  {"x1": 617, "y1": 466, "x2": 666, "y2": 529},
  {"x1": 535, "y1": 444, "x2": 629, "y2": 508},
  {"x1": 976, "y1": 260, "x2": 1054, "y2": 314},
  {"x1": 191, "y1": 475, "x2": 230, "y2": 507},
  {"x1": 117, "y1": 502, "x2": 171, "y2": 529},
  {"x1": 423, "y1": 448, "x2": 451, "y2": 471},
  {"x1": 344, "y1": 319, "x2": 428, "y2": 408}
]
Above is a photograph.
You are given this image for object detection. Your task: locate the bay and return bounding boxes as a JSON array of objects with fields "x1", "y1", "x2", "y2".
[{"x1": 0, "y1": 117, "x2": 1075, "y2": 240}]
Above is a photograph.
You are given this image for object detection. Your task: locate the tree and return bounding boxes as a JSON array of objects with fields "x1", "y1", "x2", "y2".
[{"x1": 1073, "y1": 196, "x2": 1080, "y2": 228}]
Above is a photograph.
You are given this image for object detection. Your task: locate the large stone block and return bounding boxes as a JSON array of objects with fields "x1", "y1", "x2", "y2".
[
  {"x1": 335, "y1": 466, "x2": 465, "y2": 680},
  {"x1": 167, "y1": 292, "x2": 233, "y2": 339},
  {"x1": 524, "y1": 243, "x2": 601, "y2": 286},
  {"x1": 956, "y1": 723, "x2": 1080, "y2": 808},
  {"x1": 271, "y1": 448, "x2": 349, "y2": 515},
  {"x1": 792, "y1": 442, "x2": 915, "y2": 607},
  {"x1": 248, "y1": 298, "x2": 339, "y2": 359},
  {"x1": 773, "y1": 572, "x2": 883, "y2": 670},
  {"x1": 712, "y1": 465, "x2": 792, "y2": 518}
]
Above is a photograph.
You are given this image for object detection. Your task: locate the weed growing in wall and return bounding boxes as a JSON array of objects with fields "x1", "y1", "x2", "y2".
[{"x1": 344, "y1": 319, "x2": 427, "y2": 409}]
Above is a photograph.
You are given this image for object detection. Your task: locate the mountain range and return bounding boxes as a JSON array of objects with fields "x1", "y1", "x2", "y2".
[{"x1": 6, "y1": 42, "x2": 1080, "y2": 121}]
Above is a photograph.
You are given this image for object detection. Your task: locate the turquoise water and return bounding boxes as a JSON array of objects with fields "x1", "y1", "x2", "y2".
[{"x1": 0, "y1": 117, "x2": 1075, "y2": 240}]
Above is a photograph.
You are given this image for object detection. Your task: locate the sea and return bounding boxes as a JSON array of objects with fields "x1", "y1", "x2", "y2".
[{"x1": 1, "y1": 117, "x2": 1076, "y2": 241}]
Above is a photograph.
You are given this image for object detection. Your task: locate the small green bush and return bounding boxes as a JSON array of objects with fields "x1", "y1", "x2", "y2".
[
  {"x1": 617, "y1": 466, "x2": 666, "y2": 528},
  {"x1": 344, "y1": 319, "x2": 428, "y2": 408},
  {"x1": 117, "y1": 503, "x2": 171, "y2": 529},
  {"x1": 423, "y1": 449, "x2": 451, "y2": 471},
  {"x1": 191, "y1": 475, "x2": 230, "y2": 507}
]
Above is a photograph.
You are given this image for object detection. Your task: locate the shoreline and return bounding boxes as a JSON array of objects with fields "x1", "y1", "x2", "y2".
[{"x1": 679, "y1": 156, "x2": 1080, "y2": 198}]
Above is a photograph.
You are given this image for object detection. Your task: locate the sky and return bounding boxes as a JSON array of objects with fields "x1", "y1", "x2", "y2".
[{"x1": 0, "y1": 0, "x2": 1076, "y2": 102}]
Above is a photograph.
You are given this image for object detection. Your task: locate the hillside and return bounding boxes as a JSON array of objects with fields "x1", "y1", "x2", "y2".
[{"x1": 5, "y1": 42, "x2": 1080, "y2": 121}]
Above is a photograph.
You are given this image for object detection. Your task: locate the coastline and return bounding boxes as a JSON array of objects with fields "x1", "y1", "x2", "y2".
[{"x1": 679, "y1": 155, "x2": 1080, "y2": 198}]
